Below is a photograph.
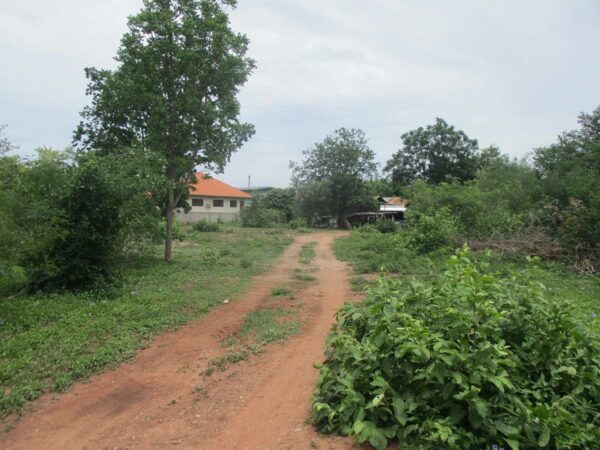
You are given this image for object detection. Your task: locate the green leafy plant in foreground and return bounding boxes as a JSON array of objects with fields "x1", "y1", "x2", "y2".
[{"x1": 312, "y1": 248, "x2": 600, "y2": 449}]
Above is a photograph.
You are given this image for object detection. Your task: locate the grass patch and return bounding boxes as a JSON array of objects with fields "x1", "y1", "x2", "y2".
[
  {"x1": 205, "y1": 349, "x2": 250, "y2": 375},
  {"x1": 241, "y1": 308, "x2": 300, "y2": 345},
  {"x1": 206, "y1": 306, "x2": 301, "y2": 374},
  {"x1": 294, "y1": 273, "x2": 317, "y2": 282},
  {"x1": 299, "y1": 242, "x2": 317, "y2": 265},
  {"x1": 0, "y1": 229, "x2": 293, "y2": 417},
  {"x1": 350, "y1": 276, "x2": 370, "y2": 292},
  {"x1": 271, "y1": 286, "x2": 293, "y2": 298}
]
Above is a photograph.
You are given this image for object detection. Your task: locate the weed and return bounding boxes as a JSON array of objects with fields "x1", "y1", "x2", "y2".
[
  {"x1": 241, "y1": 308, "x2": 300, "y2": 344},
  {"x1": 192, "y1": 220, "x2": 221, "y2": 232},
  {"x1": 205, "y1": 349, "x2": 250, "y2": 374},
  {"x1": 299, "y1": 242, "x2": 317, "y2": 264},
  {"x1": 294, "y1": 273, "x2": 316, "y2": 282},
  {"x1": 350, "y1": 276, "x2": 369, "y2": 292},
  {"x1": 271, "y1": 287, "x2": 293, "y2": 297}
]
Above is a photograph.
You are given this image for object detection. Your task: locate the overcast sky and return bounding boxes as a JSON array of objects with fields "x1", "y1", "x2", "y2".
[{"x1": 1, "y1": 0, "x2": 599, "y2": 187}]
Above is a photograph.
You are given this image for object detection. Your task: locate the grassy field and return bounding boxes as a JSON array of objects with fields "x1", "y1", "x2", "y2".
[
  {"x1": 0, "y1": 227, "x2": 293, "y2": 417},
  {"x1": 334, "y1": 231, "x2": 600, "y2": 332}
]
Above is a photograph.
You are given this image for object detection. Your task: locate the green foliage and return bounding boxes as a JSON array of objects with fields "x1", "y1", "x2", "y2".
[
  {"x1": 260, "y1": 188, "x2": 297, "y2": 221},
  {"x1": 240, "y1": 205, "x2": 286, "y2": 228},
  {"x1": 374, "y1": 220, "x2": 398, "y2": 234},
  {"x1": 75, "y1": 0, "x2": 255, "y2": 261},
  {"x1": 241, "y1": 308, "x2": 300, "y2": 344},
  {"x1": 313, "y1": 248, "x2": 600, "y2": 449},
  {"x1": 406, "y1": 162, "x2": 541, "y2": 240},
  {"x1": 384, "y1": 118, "x2": 479, "y2": 186},
  {"x1": 288, "y1": 217, "x2": 308, "y2": 230},
  {"x1": 334, "y1": 231, "x2": 450, "y2": 275},
  {"x1": 299, "y1": 242, "x2": 317, "y2": 264},
  {"x1": 406, "y1": 207, "x2": 458, "y2": 253},
  {"x1": 534, "y1": 106, "x2": 600, "y2": 261},
  {"x1": 0, "y1": 124, "x2": 17, "y2": 155},
  {"x1": 193, "y1": 220, "x2": 221, "y2": 232},
  {"x1": 271, "y1": 287, "x2": 293, "y2": 297},
  {"x1": 291, "y1": 128, "x2": 378, "y2": 227},
  {"x1": 0, "y1": 149, "x2": 162, "y2": 294},
  {"x1": 0, "y1": 229, "x2": 292, "y2": 416}
]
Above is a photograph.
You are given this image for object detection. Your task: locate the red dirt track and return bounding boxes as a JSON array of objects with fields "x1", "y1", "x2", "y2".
[{"x1": 1, "y1": 232, "x2": 360, "y2": 450}]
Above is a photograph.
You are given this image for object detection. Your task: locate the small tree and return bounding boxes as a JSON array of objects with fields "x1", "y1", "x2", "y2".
[
  {"x1": 385, "y1": 118, "x2": 479, "y2": 186},
  {"x1": 75, "y1": 0, "x2": 255, "y2": 261},
  {"x1": 291, "y1": 128, "x2": 378, "y2": 228}
]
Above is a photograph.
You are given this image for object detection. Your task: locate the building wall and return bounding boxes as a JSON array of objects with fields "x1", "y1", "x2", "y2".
[{"x1": 176, "y1": 196, "x2": 247, "y2": 223}]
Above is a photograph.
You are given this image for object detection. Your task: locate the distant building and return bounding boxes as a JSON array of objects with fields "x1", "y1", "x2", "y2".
[
  {"x1": 238, "y1": 186, "x2": 275, "y2": 205},
  {"x1": 345, "y1": 196, "x2": 408, "y2": 227},
  {"x1": 177, "y1": 173, "x2": 252, "y2": 223},
  {"x1": 377, "y1": 196, "x2": 408, "y2": 221}
]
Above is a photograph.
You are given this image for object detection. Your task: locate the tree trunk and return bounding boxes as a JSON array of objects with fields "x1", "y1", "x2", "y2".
[{"x1": 164, "y1": 187, "x2": 175, "y2": 262}]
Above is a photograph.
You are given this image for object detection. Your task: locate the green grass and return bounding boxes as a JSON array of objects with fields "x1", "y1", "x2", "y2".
[
  {"x1": 293, "y1": 273, "x2": 317, "y2": 282},
  {"x1": 0, "y1": 229, "x2": 293, "y2": 417},
  {"x1": 241, "y1": 308, "x2": 300, "y2": 344},
  {"x1": 299, "y1": 242, "x2": 317, "y2": 265},
  {"x1": 350, "y1": 276, "x2": 370, "y2": 292},
  {"x1": 334, "y1": 231, "x2": 600, "y2": 332},
  {"x1": 206, "y1": 306, "x2": 301, "y2": 375},
  {"x1": 271, "y1": 286, "x2": 293, "y2": 298}
]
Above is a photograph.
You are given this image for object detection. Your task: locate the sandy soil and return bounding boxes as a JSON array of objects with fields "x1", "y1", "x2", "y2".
[{"x1": 1, "y1": 231, "x2": 362, "y2": 450}]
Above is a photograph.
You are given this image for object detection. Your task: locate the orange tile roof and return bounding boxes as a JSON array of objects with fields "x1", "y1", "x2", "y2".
[
  {"x1": 189, "y1": 173, "x2": 252, "y2": 199},
  {"x1": 384, "y1": 197, "x2": 408, "y2": 207}
]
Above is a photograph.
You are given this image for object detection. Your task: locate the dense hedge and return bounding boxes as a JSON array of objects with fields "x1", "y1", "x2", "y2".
[{"x1": 313, "y1": 248, "x2": 600, "y2": 449}]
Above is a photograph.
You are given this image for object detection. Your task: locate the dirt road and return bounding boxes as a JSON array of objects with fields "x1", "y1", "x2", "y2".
[{"x1": 2, "y1": 232, "x2": 359, "y2": 449}]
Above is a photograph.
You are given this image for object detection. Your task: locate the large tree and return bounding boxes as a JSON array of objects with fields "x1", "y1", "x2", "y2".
[
  {"x1": 291, "y1": 128, "x2": 378, "y2": 228},
  {"x1": 75, "y1": 0, "x2": 255, "y2": 261},
  {"x1": 384, "y1": 118, "x2": 479, "y2": 186},
  {"x1": 534, "y1": 106, "x2": 600, "y2": 252}
]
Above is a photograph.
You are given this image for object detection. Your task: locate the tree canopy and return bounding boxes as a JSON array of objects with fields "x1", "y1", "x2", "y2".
[
  {"x1": 384, "y1": 118, "x2": 479, "y2": 186},
  {"x1": 291, "y1": 128, "x2": 378, "y2": 227},
  {"x1": 75, "y1": 0, "x2": 255, "y2": 260}
]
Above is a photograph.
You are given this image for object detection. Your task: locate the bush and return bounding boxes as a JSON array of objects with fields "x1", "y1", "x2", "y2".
[
  {"x1": 375, "y1": 220, "x2": 398, "y2": 234},
  {"x1": 240, "y1": 206, "x2": 286, "y2": 228},
  {"x1": 0, "y1": 148, "x2": 162, "y2": 294},
  {"x1": 288, "y1": 217, "x2": 308, "y2": 230},
  {"x1": 312, "y1": 248, "x2": 600, "y2": 449},
  {"x1": 193, "y1": 220, "x2": 221, "y2": 232},
  {"x1": 406, "y1": 207, "x2": 457, "y2": 252}
]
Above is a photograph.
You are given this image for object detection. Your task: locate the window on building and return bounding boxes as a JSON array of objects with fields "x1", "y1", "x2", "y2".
[
  {"x1": 191, "y1": 198, "x2": 204, "y2": 207},
  {"x1": 230, "y1": 200, "x2": 237, "y2": 208},
  {"x1": 213, "y1": 199, "x2": 224, "y2": 207}
]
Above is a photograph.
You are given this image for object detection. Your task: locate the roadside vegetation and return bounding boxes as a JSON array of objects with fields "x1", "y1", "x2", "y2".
[
  {"x1": 0, "y1": 229, "x2": 292, "y2": 417},
  {"x1": 316, "y1": 241, "x2": 599, "y2": 449},
  {"x1": 299, "y1": 242, "x2": 317, "y2": 265},
  {"x1": 315, "y1": 226, "x2": 599, "y2": 448}
]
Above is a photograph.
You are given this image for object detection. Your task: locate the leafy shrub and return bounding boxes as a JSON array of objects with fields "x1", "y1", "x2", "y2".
[
  {"x1": 288, "y1": 217, "x2": 308, "y2": 230},
  {"x1": 193, "y1": 220, "x2": 221, "y2": 232},
  {"x1": 406, "y1": 207, "x2": 457, "y2": 252},
  {"x1": 358, "y1": 224, "x2": 379, "y2": 233},
  {"x1": 313, "y1": 248, "x2": 600, "y2": 449},
  {"x1": 375, "y1": 220, "x2": 398, "y2": 234},
  {"x1": 240, "y1": 206, "x2": 286, "y2": 228}
]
